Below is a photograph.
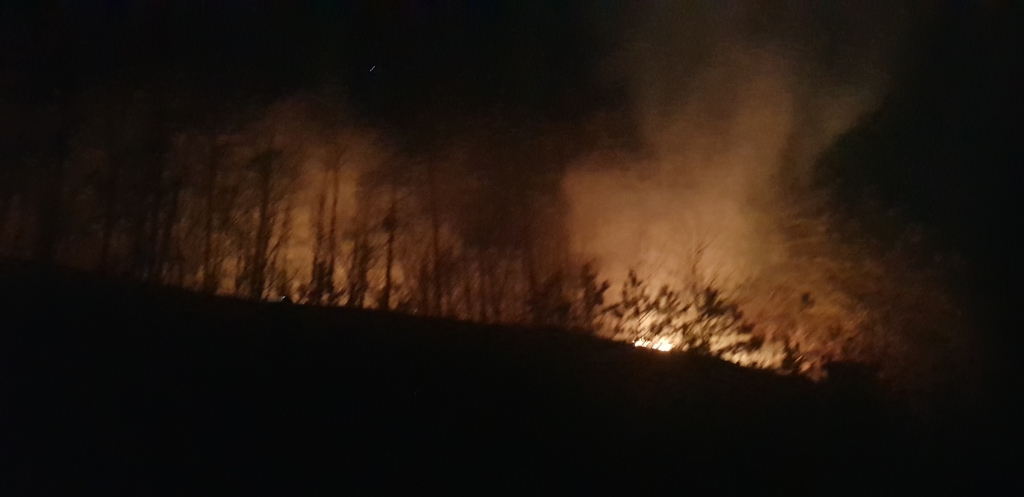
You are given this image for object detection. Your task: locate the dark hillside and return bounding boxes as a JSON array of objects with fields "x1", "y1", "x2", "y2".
[{"x1": 0, "y1": 262, "x2": 1001, "y2": 493}]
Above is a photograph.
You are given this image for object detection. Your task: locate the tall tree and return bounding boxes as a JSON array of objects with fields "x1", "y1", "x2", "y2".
[
  {"x1": 33, "y1": 95, "x2": 72, "y2": 266},
  {"x1": 243, "y1": 150, "x2": 281, "y2": 300},
  {"x1": 200, "y1": 135, "x2": 228, "y2": 293},
  {"x1": 345, "y1": 224, "x2": 373, "y2": 308},
  {"x1": 379, "y1": 182, "x2": 398, "y2": 310}
]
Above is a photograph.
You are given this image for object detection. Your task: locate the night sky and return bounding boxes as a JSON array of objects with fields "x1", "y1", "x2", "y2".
[
  {"x1": 1, "y1": 2, "x2": 610, "y2": 126},
  {"x1": 817, "y1": 2, "x2": 1020, "y2": 363}
]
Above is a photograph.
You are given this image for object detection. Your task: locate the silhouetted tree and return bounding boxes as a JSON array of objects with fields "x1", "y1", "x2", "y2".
[
  {"x1": 345, "y1": 225, "x2": 374, "y2": 308},
  {"x1": 379, "y1": 189, "x2": 398, "y2": 310},
  {"x1": 235, "y1": 149, "x2": 295, "y2": 300},
  {"x1": 305, "y1": 189, "x2": 334, "y2": 304},
  {"x1": 32, "y1": 94, "x2": 73, "y2": 266},
  {"x1": 573, "y1": 262, "x2": 610, "y2": 332},
  {"x1": 305, "y1": 163, "x2": 344, "y2": 305}
]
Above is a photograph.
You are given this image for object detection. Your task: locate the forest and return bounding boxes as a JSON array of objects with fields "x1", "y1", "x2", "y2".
[
  {"x1": 0, "y1": 79, "x2": 976, "y2": 401},
  {"x1": 0, "y1": 0, "x2": 1009, "y2": 402},
  {"x1": 2, "y1": 1, "x2": 1018, "y2": 491}
]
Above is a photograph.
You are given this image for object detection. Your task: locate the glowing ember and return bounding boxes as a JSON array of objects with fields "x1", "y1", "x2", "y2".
[{"x1": 633, "y1": 337, "x2": 675, "y2": 352}]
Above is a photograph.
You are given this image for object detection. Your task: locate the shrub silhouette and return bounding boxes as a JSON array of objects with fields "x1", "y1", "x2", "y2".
[{"x1": 604, "y1": 268, "x2": 760, "y2": 359}]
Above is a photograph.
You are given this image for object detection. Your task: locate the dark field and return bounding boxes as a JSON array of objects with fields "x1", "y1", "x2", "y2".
[{"x1": 0, "y1": 262, "x2": 1006, "y2": 493}]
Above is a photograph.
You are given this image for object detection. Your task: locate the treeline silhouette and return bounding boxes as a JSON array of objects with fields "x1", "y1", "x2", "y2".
[
  {"x1": 0, "y1": 78, "x2": 977, "y2": 392},
  {"x1": 0, "y1": 79, "x2": 784, "y2": 370}
]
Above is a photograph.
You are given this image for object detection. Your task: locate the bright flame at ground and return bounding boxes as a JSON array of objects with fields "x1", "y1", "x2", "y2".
[{"x1": 633, "y1": 337, "x2": 675, "y2": 352}]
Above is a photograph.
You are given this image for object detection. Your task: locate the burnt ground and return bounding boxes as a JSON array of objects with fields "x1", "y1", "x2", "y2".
[{"x1": 0, "y1": 262, "x2": 1010, "y2": 494}]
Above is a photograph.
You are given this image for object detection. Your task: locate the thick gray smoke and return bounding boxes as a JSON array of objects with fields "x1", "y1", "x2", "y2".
[
  {"x1": 568, "y1": 1, "x2": 907, "y2": 281},
  {"x1": 563, "y1": 2, "x2": 950, "y2": 373}
]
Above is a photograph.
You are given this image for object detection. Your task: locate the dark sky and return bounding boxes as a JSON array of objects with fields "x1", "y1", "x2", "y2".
[
  {"x1": 0, "y1": 1, "x2": 614, "y2": 128},
  {"x1": 820, "y1": 2, "x2": 1020, "y2": 292},
  {"x1": 813, "y1": 1, "x2": 1020, "y2": 367}
]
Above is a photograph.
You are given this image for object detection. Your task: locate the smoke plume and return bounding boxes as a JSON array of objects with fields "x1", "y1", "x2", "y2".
[{"x1": 562, "y1": 2, "x2": 964, "y2": 377}]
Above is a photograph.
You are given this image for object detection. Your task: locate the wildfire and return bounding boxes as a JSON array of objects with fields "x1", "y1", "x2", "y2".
[{"x1": 633, "y1": 337, "x2": 675, "y2": 352}]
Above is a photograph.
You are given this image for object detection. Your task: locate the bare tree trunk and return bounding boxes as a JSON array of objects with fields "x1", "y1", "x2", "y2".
[
  {"x1": 428, "y1": 165, "x2": 441, "y2": 316},
  {"x1": 201, "y1": 141, "x2": 220, "y2": 293},
  {"x1": 269, "y1": 198, "x2": 293, "y2": 298},
  {"x1": 0, "y1": 159, "x2": 17, "y2": 253},
  {"x1": 307, "y1": 189, "x2": 328, "y2": 304},
  {"x1": 0, "y1": 198, "x2": 9, "y2": 247},
  {"x1": 417, "y1": 257, "x2": 431, "y2": 315},
  {"x1": 249, "y1": 151, "x2": 275, "y2": 300},
  {"x1": 477, "y1": 249, "x2": 489, "y2": 323},
  {"x1": 98, "y1": 152, "x2": 122, "y2": 274},
  {"x1": 459, "y1": 253, "x2": 474, "y2": 320},
  {"x1": 144, "y1": 163, "x2": 165, "y2": 282},
  {"x1": 380, "y1": 182, "x2": 397, "y2": 311},
  {"x1": 156, "y1": 178, "x2": 182, "y2": 284},
  {"x1": 0, "y1": 180, "x2": 11, "y2": 248},
  {"x1": 327, "y1": 167, "x2": 339, "y2": 304},
  {"x1": 128, "y1": 187, "x2": 149, "y2": 277},
  {"x1": 35, "y1": 150, "x2": 66, "y2": 266},
  {"x1": 34, "y1": 94, "x2": 72, "y2": 267},
  {"x1": 490, "y1": 254, "x2": 508, "y2": 323},
  {"x1": 522, "y1": 210, "x2": 541, "y2": 324},
  {"x1": 346, "y1": 231, "x2": 371, "y2": 308}
]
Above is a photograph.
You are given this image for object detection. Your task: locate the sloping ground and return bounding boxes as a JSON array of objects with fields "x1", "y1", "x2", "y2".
[{"x1": 0, "y1": 262, "x2": 1000, "y2": 493}]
